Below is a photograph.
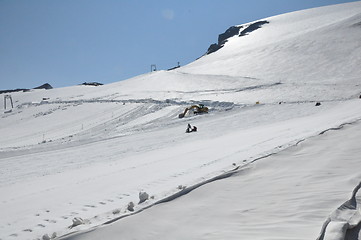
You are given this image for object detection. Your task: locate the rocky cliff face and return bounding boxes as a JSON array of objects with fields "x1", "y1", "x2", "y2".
[{"x1": 206, "y1": 20, "x2": 269, "y2": 55}]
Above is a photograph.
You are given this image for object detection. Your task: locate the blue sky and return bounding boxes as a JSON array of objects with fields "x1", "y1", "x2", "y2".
[{"x1": 0, "y1": 0, "x2": 358, "y2": 90}]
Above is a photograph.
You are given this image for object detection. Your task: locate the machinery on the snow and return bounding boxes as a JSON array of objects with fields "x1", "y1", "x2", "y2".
[{"x1": 178, "y1": 104, "x2": 209, "y2": 118}]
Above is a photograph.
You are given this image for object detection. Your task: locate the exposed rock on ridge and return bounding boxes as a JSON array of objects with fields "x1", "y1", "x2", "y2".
[{"x1": 206, "y1": 20, "x2": 269, "y2": 55}]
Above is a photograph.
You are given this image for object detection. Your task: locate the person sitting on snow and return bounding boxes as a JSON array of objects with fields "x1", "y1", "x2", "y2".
[
  {"x1": 186, "y1": 123, "x2": 192, "y2": 133},
  {"x1": 186, "y1": 124, "x2": 197, "y2": 133}
]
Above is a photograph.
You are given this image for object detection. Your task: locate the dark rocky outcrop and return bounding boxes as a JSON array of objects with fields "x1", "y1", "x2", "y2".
[
  {"x1": 239, "y1": 20, "x2": 269, "y2": 36},
  {"x1": 207, "y1": 43, "x2": 223, "y2": 55},
  {"x1": 207, "y1": 26, "x2": 242, "y2": 55},
  {"x1": 206, "y1": 20, "x2": 269, "y2": 55},
  {"x1": 218, "y1": 26, "x2": 243, "y2": 45},
  {"x1": 33, "y1": 83, "x2": 53, "y2": 90},
  {"x1": 80, "y1": 82, "x2": 103, "y2": 86}
]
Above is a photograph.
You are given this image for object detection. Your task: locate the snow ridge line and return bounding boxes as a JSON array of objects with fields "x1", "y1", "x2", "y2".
[
  {"x1": 105, "y1": 166, "x2": 246, "y2": 224},
  {"x1": 318, "y1": 121, "x2": 357, "y2": 135},
  {"x1": 58, "y1": 166, "x2": 252, "y2": 239},
  {"x1": 58, "y1": 119, "x2": 361, "y2": 240}
]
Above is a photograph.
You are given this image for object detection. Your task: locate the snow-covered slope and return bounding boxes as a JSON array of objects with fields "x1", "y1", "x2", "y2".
[
  {"x1": 1, "y1": 2, "x2": 361, "y2": 240},
  {"x1": 58, "y1": 122, "x2": 361, "y2": 240}
]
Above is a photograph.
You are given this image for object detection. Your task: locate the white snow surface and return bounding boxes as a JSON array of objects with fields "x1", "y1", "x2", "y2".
[{"x1": 1, "y1": 2, "x2": 361, "y2": 239}]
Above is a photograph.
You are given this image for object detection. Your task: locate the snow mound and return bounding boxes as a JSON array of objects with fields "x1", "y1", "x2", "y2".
[{"x1": 317, "y1": 182, "x2": 361, "y2": 240}]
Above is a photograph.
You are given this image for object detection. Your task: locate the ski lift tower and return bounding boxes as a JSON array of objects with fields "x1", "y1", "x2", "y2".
[{"x1": 4, "y1": 94, "x2": 14, "y2": 113}]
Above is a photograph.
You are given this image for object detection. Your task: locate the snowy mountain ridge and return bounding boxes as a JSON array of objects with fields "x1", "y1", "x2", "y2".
[{"x1": 1, "y1": 2, "x2": 361, "y2": 240}]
